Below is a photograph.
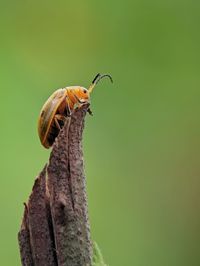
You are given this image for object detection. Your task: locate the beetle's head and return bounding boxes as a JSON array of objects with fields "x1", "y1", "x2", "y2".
[{"x1": 72, "y1": 87, "x2": 90, "y2": 104}]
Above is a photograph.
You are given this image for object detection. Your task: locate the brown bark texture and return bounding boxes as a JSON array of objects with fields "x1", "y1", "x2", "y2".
[{"x1": 18, "y1": 105, "x2": 92, "y2": 266}]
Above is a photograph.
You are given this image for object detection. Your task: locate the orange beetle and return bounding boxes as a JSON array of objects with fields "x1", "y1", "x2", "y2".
[{"x1": 38, "y1": 73, "x2": 113, "y2": 148}]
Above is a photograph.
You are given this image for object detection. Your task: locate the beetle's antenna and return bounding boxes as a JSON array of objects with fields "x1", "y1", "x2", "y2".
[{"x1": 88, "y1": 73, "x2": 113, "y2": 93}]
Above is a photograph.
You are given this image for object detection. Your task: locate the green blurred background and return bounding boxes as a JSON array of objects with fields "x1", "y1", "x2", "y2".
[{"x1": 0, "y1": 1, "x2": 200, "y2": 265}]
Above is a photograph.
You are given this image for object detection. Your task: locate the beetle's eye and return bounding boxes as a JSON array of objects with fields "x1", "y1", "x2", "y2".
[{"x1": 83, "y1": 89, "x2": 87, "y2": 94}]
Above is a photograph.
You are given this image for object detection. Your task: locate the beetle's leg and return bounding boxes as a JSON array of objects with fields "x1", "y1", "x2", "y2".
[
  {"x1": 72, "y1": 93, "x2": 92, "y2": 114},
  {"x1": 54, "y1": 116, "x2": 61, "y2": 130},
  {"x1": 54, "y1": 114, "x2": 66, "y2": 130},
  {"x1": 87, "y1": 107, "x2": 93, "y2": 116},
  {"x1": 65, "y1": 100, "x2": 72, "y2": 116}
]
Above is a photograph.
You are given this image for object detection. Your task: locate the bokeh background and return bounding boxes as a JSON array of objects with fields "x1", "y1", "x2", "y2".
[{"x1": 0, "y1": 1, "x2": 200, "y2": 265}]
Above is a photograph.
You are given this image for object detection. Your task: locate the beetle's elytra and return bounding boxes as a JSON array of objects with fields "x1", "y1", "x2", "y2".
[{"x1": 38, "y1": 73, "x2": 113, "y2": 148}]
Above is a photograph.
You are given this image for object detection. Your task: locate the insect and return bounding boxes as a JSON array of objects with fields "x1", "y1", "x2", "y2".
[{"x1": 38, "y1": 73, "x2": 113, "y2": 148}]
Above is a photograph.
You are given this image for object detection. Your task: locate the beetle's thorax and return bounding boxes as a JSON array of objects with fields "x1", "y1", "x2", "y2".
[{"x1": 65, "y1": 87, "x2": 77, "y2": 108}]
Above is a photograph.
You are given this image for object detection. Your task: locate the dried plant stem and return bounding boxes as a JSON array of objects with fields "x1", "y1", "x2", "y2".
[{"x1": 18, "y1": 105, "x2": 92, "y2": 266}]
